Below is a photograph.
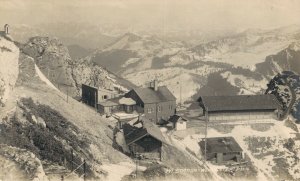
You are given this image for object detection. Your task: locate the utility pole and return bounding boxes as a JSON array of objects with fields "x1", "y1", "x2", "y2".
[
  {"x1": 135, "y1": 153, "x2": 140, "y2": 178},
  {"x1": 204, "y1": 108, "x2": 208, "y2": 163},
  {"x1": 83, "y1": 159, "x2": 86, "y2": 181},
  {"x1": 180, "y1": 68, "x2": 182, "y2": 108},
  {"x1": 135, "y1": 157, "x2": 138, "y2": 178},
  {"x1": 71, "y1": 149, "x2": 74, "y2": 171}
]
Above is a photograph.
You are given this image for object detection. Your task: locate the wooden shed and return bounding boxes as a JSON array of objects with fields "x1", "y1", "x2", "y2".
[
  {"x1": 199, "y1": 137, "x2": 243, "y2": 164},
  {"x1": 123, "y1": 121, "x2": 166, "y2": 161},
  {"x1": 169, "y1": 115, "x2": 188, "y2": 131}
]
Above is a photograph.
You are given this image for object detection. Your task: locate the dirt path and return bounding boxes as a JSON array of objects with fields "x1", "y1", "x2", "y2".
[{"x1": 164, "y1": 130, "x2": 225, "y2": 181}]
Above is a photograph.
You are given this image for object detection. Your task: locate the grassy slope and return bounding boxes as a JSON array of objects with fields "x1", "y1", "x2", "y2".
[{"x1": 0, "y1": 53, "x2": 132, "y2": 180}]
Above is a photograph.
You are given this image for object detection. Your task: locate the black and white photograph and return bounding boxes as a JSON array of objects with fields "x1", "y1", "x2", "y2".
[{"x1": 1, "y1": 0, "x2": 300, "y2": 180}]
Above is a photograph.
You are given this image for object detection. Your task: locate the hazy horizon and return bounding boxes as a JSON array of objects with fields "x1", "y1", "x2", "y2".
[{"x1": 1, "y1": 0, "x2": 300, "y2": 34}]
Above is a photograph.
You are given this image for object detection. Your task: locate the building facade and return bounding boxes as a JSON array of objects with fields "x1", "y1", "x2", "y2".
[
  {"x1": 82, "y1": 84, "x2": 98, "y2": 108},
  {"x1": 82, "y1": 84, "x2": 122, "y2": 108},
  {"x1": 97, "y1": 97, "x2": 136, "y2": 116},
  {"x1": 169, "y1": 115, "x2": 188, "y2": 130},
  {"x1": 123, "y1": 121, "x2": 166, "y2": 160},
  {"x1": 199, "y1": 137, "x2": 243, "y2": 164},
  {"x1": 125, "y1": 80, "x2": 176, "y2": 124},
  {"x1": 198, "y1": 94, "x2": 282, "y2": 122}
]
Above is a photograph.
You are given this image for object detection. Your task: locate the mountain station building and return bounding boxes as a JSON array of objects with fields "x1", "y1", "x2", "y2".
[
  {"x1": 198, "y1": 94, "x2": 282, "y2": 122},
  {"x1": 125, "y1": 80, "x2": 176, "y2": 124}
]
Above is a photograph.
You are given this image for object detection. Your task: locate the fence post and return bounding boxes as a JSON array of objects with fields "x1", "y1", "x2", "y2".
[
  {"x1": 83, "y1": 159, "x2": 86, "y2": 181},
  {"x1": 71, "y1": 149, "x2": 74, "y2": 171}
]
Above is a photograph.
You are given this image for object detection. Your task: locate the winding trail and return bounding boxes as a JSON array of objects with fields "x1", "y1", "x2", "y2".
[{"x1": 164, "y1": 130, "x2": 225, "y2": 181}]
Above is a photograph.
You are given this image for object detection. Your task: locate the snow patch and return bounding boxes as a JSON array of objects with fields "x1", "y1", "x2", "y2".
[
  {"x1": 34, "y1": 64, "x2": 59, "y2": 91},
  {"x1": 101, "y1": 162, "x2": 136, "y2": 181}
]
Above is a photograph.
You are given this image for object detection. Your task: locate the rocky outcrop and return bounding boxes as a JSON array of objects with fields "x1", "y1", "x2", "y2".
[
  {"x1": 0, "y1": 145, "x2": 47, "y2": 181},
  {"x1": 0, "y1": 36, "x2": 19, "y2": 106},
  {"x1": 256, "y1": 42, "x2": 300, "y2": 78},
  {"x1": 21, "y1": 37, "x2": 77, "y2": 96},
  {"x1": 21, "y1": 36, "x2": 135, "y2": 97}
]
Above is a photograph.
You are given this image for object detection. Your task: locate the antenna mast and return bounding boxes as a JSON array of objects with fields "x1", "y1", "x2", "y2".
[
  {"x1": 180, "y1": 68, "x2": 182, "y2": 108},
  {"x1": 204, "y1": 107, "x2": 208, "y2": 163}
]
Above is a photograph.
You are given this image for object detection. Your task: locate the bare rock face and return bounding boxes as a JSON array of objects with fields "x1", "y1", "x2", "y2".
[
  {"x1": 21, "y1": 36, "x2": 77, "y2": 95},
  {"x1": 0, "y1": 36, "x2": 19, "y2": 105},
  {"x1": 21, "y1": 36, "x2": 134, "y2": 97}
]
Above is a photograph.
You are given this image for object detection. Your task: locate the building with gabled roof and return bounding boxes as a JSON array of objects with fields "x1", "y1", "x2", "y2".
[
  {"x1": 123, "y1": 120, "x2": 166, "y2": 160},
  {"x1": 198, "y1": 94, "x2": 282, "y2": 122},
  {"x1": 125, "y1": 80, "x2": 176, "y2": 124},
  {"x1": 199, "y1": 137, "x2": 243, "y2": 163}
]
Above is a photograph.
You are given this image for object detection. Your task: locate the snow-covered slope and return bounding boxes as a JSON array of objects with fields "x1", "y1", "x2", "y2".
[
  {"x1": 86, "y1": 25, "x2": 300, "y2": 104},
  {"x1": 171, "y1": 120, "x2": 300, "y2": 181}
]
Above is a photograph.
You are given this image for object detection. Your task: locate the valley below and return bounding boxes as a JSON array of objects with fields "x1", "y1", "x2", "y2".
[{"x1": 1, "y1": 22, "x2": 300, "y2": 181}]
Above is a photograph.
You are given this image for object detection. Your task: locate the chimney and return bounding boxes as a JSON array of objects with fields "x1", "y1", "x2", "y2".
[
  {"x1": 153, "y1": 79, "x2": 158, "y2": 91},
  {"x1": 150, "y1": 80, "x2": 158, "y2": 91}
]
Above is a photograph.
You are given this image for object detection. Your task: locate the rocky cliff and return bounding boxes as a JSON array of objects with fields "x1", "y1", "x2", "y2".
[
  {"x1": 0, "y1": 36, "x2": 19, "y2": 106},
  {"x1": 20, "y1": 36, "x2": 136, "y2": 97}
]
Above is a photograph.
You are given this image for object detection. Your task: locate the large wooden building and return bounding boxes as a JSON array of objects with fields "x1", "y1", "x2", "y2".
[
  {"x1": 81, "y1": 84, "x2": 121, "y2": 108},
  {"x1": 125, "y1": 80, "x2": 176, "y2": 124},
  {"x1": 198, "y1": 94, "x2": 282, "y2": 122},
  {"x1": 199, "y1": 137, "x2": 243, "y2": 164},
  {"x1": 123, "y1": 120, "x2": 166, "y2": 160}
]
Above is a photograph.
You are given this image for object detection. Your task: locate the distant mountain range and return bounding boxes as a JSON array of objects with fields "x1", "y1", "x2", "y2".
[
  {"x1": 10, "y1": 23, "x2": 117, "y2": 49},
  {"x1": 73, "y1": 25, "x2": 300, "y2": 104},
  {"x1": 9, "y1": 23, "x2": 300, "y2": 104}
]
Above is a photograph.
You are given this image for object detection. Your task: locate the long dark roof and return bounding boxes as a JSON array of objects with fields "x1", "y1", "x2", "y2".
[
  {"x1": 124, "y1": 120, "x2": 167, "y2": 145},
  {"x1": 199, "y1": 137, "x2": 242, "y2": 153},
  {"x1": 199, "y1": 94, "x2": 280, "y2": 112},
  {"x1": 131, "y1": 86, "x2": 176, "y2": 104}
]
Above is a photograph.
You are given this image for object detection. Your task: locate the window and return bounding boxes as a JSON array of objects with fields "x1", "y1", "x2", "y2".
[
  {"x1": 147, "y1": 108, "x2": 153, "y2": 113},
  {"x1": 169, "y1": 105, "x2": 173, "y2": 110},
  {"x1": 157, "y1": 105, "x2": 162, "y2": 112}
]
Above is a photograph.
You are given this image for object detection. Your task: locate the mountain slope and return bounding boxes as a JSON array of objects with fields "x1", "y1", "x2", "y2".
[
  {"x1": 0, "y1": 46, "x2": 133, "y2": 180},
  {"x1": 84, "y1": 26, "x2": 300, "y2": 104},
  {"x1": 20, "y1": 36, "x2": 136, "y2": 97},
  {"x1": 256, "y1": 42, "x2": 300, "y2": 78},
  {"x1": 11, "y1": 23, "x2": 117, "y2": 49},
  {"x1": 0, "y1": 36, "x2": 19, "y2": 105},
  {"x1": 67, "y1": 44, "x2": 93, "y2": 60}
]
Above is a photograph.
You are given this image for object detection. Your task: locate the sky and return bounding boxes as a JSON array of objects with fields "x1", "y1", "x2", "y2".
[{"x1": 1, "y1": 0, "x2": 300, "y2": 32}]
